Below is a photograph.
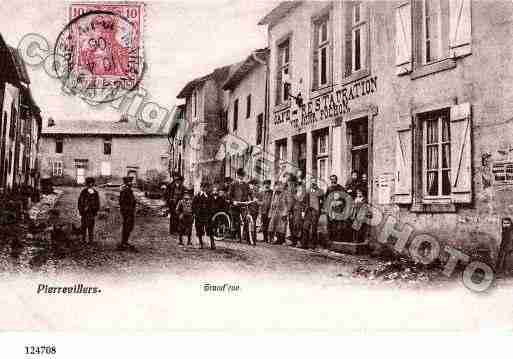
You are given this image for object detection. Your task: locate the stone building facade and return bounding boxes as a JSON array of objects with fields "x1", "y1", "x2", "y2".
[
  {"x1": 0, "y1": 33, "x2": 42, "y2": 195},
  {"x1": 218, "y1": 48, "x2": 270, "y2": 180},
  {"x1": 40, "y1": 119, "x2": 169, "y2": 185},
  {"x1": 258, "y1": 1, "x2": 513, "y2": 257},
  {"x1": 177, "y1": 65, "x2": 233, "y2": 191}
]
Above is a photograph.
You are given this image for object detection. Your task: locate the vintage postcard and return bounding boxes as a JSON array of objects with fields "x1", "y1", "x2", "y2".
[{"x1": 1, "y1": 0, "x2": 513, "y2": 348}]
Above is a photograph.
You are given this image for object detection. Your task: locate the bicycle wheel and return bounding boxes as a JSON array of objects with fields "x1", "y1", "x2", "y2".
[
  {"x1": 211, "y1": 212, "x2": 231, "y2": 241},
  {"x1": 245, "y1": 214, "x2": 256, "y2": 246}
]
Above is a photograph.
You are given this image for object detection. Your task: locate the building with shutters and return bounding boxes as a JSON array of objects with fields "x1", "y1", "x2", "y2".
[
  {"x1": 216, "y1": 48, "x2": 270, "y2": 180},
  {"x1": 177, "y1": 65, "x2": 234, "y2": 192},
  {"x1": 40, "y1": 118, "x2": 169, "y2": 185},
  {"x1": 0, "y1": 33, "x2": 43, "y2": 196},
  {"x1": 258, "y1": 1, "x2": 513, "y2": 255}
]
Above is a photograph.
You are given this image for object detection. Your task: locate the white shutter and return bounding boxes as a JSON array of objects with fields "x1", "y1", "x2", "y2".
[
  {"x1": 449, "y1": 0, "x2": 472, "y2": 57},
  {"x1": 394, "y1": 121, "x2": 413, "y2": 204},
  {"x1": 395, "y1": 2, "x2": 412, "y2": 75},
  {"x1": 450, "y1": 103, "x2": 472, "y2": 203}
]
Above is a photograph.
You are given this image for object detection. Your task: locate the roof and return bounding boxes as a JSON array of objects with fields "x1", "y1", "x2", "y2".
[
  {"x1": 1, "y1": 34, "x2": 31, "y2": 86},
  {"x1": 8, "y1": 46, "x2": 30, "y2": 84},
  {"x1": 176, "y1": 65, "x2": 232, "y2": 99},
  {"x1": 257, "y1": 1, "x2": 303, "y2": 26},
  {"x1": 222, "y1": 48, "x2": 269, "y2": 91},
  {"x1": 42, "y1": 119, "x2": 168, "y2": 137}
]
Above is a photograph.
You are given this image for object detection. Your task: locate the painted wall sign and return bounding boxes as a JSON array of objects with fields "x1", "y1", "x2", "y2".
[
  {"x1": 273, "y1": 76, "x2": 378, "y2": 129},
  {"x1": 492, "y1": 161, "x2": 513, "y2": 185}
]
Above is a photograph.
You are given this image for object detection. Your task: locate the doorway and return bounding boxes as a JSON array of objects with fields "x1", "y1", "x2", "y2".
[
  {"x1": 293, "y1": 134, "x2": 306, "y2": 179},
  {"x1": 348, "y1": 117, "x2": 369, "y2": 192}
]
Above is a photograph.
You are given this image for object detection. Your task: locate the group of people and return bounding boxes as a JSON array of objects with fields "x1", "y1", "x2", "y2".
[
  {"x1": 165, "y1": 168, "x2": 370, "y2": 250},
  {"x1": 76, "y1": 168, "x2": 369, "y2": 252}
]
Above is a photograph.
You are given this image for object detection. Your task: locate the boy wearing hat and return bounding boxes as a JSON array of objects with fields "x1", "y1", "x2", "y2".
[
  {"x1": 165, "y1": 172, "x2": 185, "y2": 236},
  {"x1": 175, "y1": 189, "x2": 194, "y2": 245},
  {"x1": 193, "y1": 181, "x2": 215, "y2": 249},
  {"x1": 77, "y1": 177, "x2": 100, "y2": 243}
]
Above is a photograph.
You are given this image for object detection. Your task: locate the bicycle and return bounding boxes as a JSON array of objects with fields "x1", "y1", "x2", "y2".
[{"x1": 232, "y1": 200, "x2": 257, "y2": 246}]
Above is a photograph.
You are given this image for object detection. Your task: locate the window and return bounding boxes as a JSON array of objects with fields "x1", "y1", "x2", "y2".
[
  {"x1": 396, "y1": 0, "x2": 470, "y2": 76},
  {"x1": 317, "y1": 157, "x2": 329, "y2": 190},
  {"x1": 103, "y1": 138, "x2": 112, "y2": 155},
  {"x1": 276, "y1": 39, "x2": 290, "y2": 105},
  {"x1": 345, "y1": 2, "x2": 368, "y2": 76},
  {"x1": 422, "y1": 0, "x2": 444, "y2": 64},
  {"x1": 349, "y1": 118, "x2": 369, "y2": 180},
  {"x1": 192, "y1": 90, "x2": 197, "y2": 118},
  {"x1": 220, "y1": 110, "x2": 228, "y2": 133},
  {"x1": 233, "y1": 98, "x2": 239, "y2": 131},
  {"x1": 317, "y1": 133, "x2": 328, "y2": 156},
  {"x1": 256, "y1": 113, "x2": 263, "y2": 145},
  {"x1": 313, "y1": 15, "x2": 330, "y2": 90},
  {"x1": 52, "y1": 161, "x2": 63, "y2": 177},
  {"x1": 395, "y1": 104, "x2": 472, "y2": 207},
  {"x1": 55, "y1": 138, "x2": 63, "y2": 154},
  {"x1": 246, "y1": 94, "x2": 251, "y2": 118},
  {"x1": 276, "y1": 140, "x2": 287, "y2": 177},
  {"x1": 352, "y1": 3, "x2": 366, "y2": 72},
  {"x1": 315, "y1": 130, "x2": 329, "y2": 189},
  {"x1": 101, "y1": 161, "x2": 111, "y2": 176},
  {"x1": 422, "y1": 111, "x2": 451, "y2": 197}
]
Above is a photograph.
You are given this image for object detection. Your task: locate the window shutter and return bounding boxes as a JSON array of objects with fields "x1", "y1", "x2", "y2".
[
  {"x1": 395, "y1": 2, "x2": 412, "y2": 75},
  {"x1": 394, "y1": 121, "x2": 412, "y2": 204},
  {"x1": 449, "y1": 0, "x2": 472, "y2": 58},
  {"x1": 450, "y1": 103, "x2": 472, "y2": 203}
]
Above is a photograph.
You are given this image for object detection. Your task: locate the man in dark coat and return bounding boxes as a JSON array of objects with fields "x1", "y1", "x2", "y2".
[
  {"x1": 193, "y1": 181, "x2": 215, "y2": 249},
  {"x1": 77, "y1": 177, "x2": 100, "y2": 243},
  {"x1": 248, "y1": 179, "x2": 260, "y2": 244},
  {"x1": 118, "y1": 176, "x2": 137, "y2": 251},
  {"x1": 345, "y1": 170, "x2": 361, "y2": 199},
  {"x1": 257, "y1": 179, "x2": 273, "y2": 243},
  {"x1": 165, "y1": 172, "x2": 185, "y2": 235},
  {"x1": 303, "y1": 180, "x2": 324, "y2": 249},
  {"x1": 229, "y1": 168, "x2": 250, "y2": 242},
  {"x1": 325, "y1": 174, "x2": 346, "y2": 243}
]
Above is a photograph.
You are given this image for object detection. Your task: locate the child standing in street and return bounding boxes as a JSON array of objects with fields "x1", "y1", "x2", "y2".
[
  {"x1": 176, "y1": 189, "x2": 194, "y2": 246},
  {"x1": 193, "y1": 182, "x2": 215, "y2": 249}
]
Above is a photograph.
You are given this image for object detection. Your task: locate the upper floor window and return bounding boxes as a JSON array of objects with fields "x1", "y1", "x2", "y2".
[
  {"x1": 246, "y1": 94, "x2": 251, "y2": 118},
  {"x1": 55, "y1": 138, "x2": 63, "y2": 154},
  {"x1": 352, "y1": 3, "x2": 367, "y2": 72},
  {"x1": 256, "y1": 113, "x2": 263, "y2": 145},
  {"x1": 103, "y1": 137, "x2": 112, "y2": 155},
  {"x1": 422, "y1": 0, "x2": 448, "y2": 64},
  {"x1": 233, "y1": 98, "x2": 239, "y2": 131},
  {"x1": 312, "y1": 14, "x2": 330, "y2": 90},
  {"x1": 276, "y1": 39, "x2": 290, "y2": 105},
  {"x1": 192, "y1": 90, "x2": 198, "y2": 118},
  {"x1": 395, "y1": 0, "x2": 471, "y2": 76},
  {"x1": 344, "y1": 2, "x2": 368, "y2": 76}
]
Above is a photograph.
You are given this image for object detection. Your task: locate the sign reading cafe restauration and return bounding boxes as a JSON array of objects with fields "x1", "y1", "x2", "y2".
[{"x1": 274, "y1": 76, "x2": 378, "y2": 129}]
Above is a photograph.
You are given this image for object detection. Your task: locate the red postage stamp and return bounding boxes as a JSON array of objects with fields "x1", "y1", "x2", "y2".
[{"x1": 63, "y1": 2, "x2": 145, "y2": 91}]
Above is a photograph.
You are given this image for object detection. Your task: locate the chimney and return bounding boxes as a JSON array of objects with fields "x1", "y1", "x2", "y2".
[{"x1": 47, "y1": 117, "x2": 55, "y2": 127}]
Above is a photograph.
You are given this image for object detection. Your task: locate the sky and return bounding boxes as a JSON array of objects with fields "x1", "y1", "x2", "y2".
[{"x1": 0, "y1": 0, "x2": 278, "y2": 124}]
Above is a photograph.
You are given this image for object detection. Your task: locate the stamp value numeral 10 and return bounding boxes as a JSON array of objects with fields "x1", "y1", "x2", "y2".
[{"x1": 72, "y1": 7, "x2": 139, "y2": 19}]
